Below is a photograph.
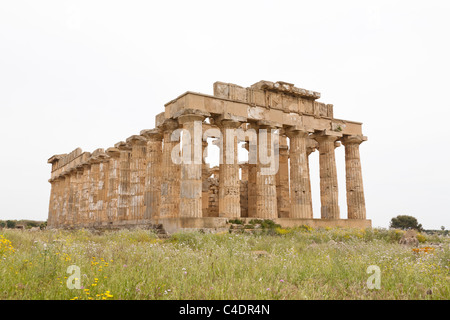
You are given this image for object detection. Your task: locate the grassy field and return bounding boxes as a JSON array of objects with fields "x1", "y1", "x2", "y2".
[{"x1": 1, "y1": 226, "x2": 449, "y2": 300}]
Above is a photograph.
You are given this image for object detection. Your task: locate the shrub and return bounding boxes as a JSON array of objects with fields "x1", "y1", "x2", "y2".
[
  {"x1": 416, "y1": 233, "x2": 427, "y2": 243},
  {"x1": 6, "y1": 220, "x2": 16, "y2": 229},
  {"x1": 274, "y1": 227, "x2": 292, "y2": 235}
]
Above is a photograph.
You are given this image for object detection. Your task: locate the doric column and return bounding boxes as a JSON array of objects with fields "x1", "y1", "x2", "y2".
[
  {"x1": 214, "y1": 119, "x2": 242, "y2": 218},
  {"x1": 74, "y1": 165, "x2": 84, "y2": 226},
  {"x1": 61, "y1": 172, "x2": 70, "y2": 227},
  {"x1": 244, "y1": 141, "x2": 257, "y2": 218},
  {"x1": 140, "y1": 129, "x2": 163, "y2": 220},
  {"x1": 126, "y1": 135, "x2": 147, "y2": 221},
  {"x1": 106, "y1": 148, "x2": 121, "y2": 223},
  {"x1": 201, "y1": 138, "x2": 210, "y2": 217},
  {"x1": 159, "y1": 119, "x2": 181, "y2": 218},
  {"x1": 177, "y1": 112, "x2": 208, "y2": 218},
  {"x1": 286, "y1": 127, "x2": 313, "y2": 219},
  {"x1": 88, "y1": 156, "x2": 100, "y2": 225},
  {"x1": 341, "y1": 135, "x2": 367, "y2": 220},
  {"x1": 52, "y1": 177, "x2": 63, "y2": 228},
  {"x1": 97, "y1": 151, "x2": 110, "y2": 224},
  {"x1": 313, "y1": 130, "x2": 342, "y2": 219},
  {"x1": 276, "y1": 133, "x2": 290, "y2": 218},
  {"x1": 80, "y1": 162, "x2": 91, "y2": 225},
  {"x1": 254, "y1": 121, "x2": 279, "y2": 219},
  {"x1": 306, "y1": 138, "x2": 318, "y2": 209},
  {"x1": 115, "y1": 141, "x2": 132, "y2": 221},
  {"x1": 47, "y1": 178, "x2": 56, "y2": 228}
]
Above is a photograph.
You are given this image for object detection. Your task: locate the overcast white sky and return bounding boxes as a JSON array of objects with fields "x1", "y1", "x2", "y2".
[{"x1": 1, "y1": 0, "x2": 449, "y2": 229}]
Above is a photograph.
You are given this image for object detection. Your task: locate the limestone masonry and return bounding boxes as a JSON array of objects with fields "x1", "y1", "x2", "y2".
[{"x1": 47, "y1": 80, "x2": 370, "y2": 234}]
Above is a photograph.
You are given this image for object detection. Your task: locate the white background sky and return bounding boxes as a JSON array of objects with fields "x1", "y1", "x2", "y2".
[{"x1": 0, "y1": 0, "x2": 449, "y2": 229}]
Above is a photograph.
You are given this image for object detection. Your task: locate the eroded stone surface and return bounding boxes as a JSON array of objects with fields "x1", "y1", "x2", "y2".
[{"x1": 47, "y1": 80, "x2": 370, "y2": 232}]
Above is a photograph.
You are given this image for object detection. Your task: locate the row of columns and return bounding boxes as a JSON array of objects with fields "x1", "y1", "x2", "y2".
[{"x1": 48, "y1": 112, "x2": 367, "y2": 227}]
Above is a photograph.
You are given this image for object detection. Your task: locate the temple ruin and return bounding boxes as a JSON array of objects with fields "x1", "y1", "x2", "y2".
[{"x1": 47, "y1": 80, "x2": 370, "y2": 233}]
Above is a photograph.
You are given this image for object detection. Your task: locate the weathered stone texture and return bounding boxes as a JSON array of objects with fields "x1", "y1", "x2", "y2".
[{"x1": 47, "y1": 80, "x2": 370, "y2": 232}]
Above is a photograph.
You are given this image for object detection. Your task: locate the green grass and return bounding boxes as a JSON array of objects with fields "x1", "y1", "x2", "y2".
[{"x1": 0, "y1": 227, "x2": 449, "y2": 300}]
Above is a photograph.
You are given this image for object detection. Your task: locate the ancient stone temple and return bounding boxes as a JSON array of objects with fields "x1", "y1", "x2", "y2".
[{"x1": 47, "y1": 80, "x2": 370, "y2": 233}]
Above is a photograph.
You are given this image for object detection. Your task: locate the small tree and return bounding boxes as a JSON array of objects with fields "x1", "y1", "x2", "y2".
[
  {"x1": 6, "y1": 220, "x2": 16, "y2": 229},
  {"x1": 389, "y1": 215, "x2": 423, "y2": 231}
]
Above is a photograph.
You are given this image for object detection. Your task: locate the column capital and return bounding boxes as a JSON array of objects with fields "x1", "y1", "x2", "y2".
[
  {"x1": 213, "y1": 113, "x2": 246, "y2": 128},
  {"x1": 306, "y1": 138, "x2": 318, "y2": 155},
  {"x1": 159, "y1": 118, "x2": 179, "y2": 132},
  {"x1": 106, "y1": 147, "x2": 121, "y2": 158},
  {"x1": 341, "y1": 135, "x2": 368, "y2": 146},
  {"x1": 285, "y1": 125, "x2": 313, "y2": 138},
  {"x1": 255, "y1": 120, "x2": 283, "y2": 129},
  {"x1": 140, "y1": 128, "x2": 163, "y2": 141},
  {"x1": 173, "y1": 109, "x2": 210, "y2": 125},
  {"x1": 126, "y1": 135, "x2": 147, "y2": 145},
  {"x1": 114, "y1": 141, "x2": 132, "y2": 151},
  {"x1": 311, "y1": 129, "x2": 343, "y2": 142}
]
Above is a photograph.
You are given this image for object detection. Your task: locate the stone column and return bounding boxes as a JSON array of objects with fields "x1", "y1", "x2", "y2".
[
  {"x1": 313, "y1": 131, "x2": 342, "y2": 219},
  {"x1": 286, "y1": 127, "x2": 313, "y2": 219},
  {"x1": 57, "y1": 176, "x2": 65, "y2": 227},
  {"x1": 126, "y1": 135, "x2": 147, "y2": 222},
  {"x1": 115, "y1": 142, "x2": 132, "y2": 221},
  {"x1": 97, "y1": 153, "x2": 110, "y2": 224},
  {"x1": 201, "y1": 138, "x2": 210, "y2": 217},
  {"x1": 80, "y1": 163, "x2": 91, "y2": 226},
  {"x1": 306, "y1": 138, "x2": 318, "y2": 204},
  {"x1": 254, "y1": 121, "x2": 279, "y2": 219},
  {"x1": 276, "y1": 133, "x2": 290, "y2": 218},
  {"x1": 106, "y1": 148, "x2": 121, "y2": 223},
  {"x1": 217, "y1": 119, "x2": 242, "y2": 218},
  {"x1": 244, "y1": 141, "x2": 257, "y2": 218},
  {"x1": 61, "y1": 172, "x2": 70, "y2": 227},
  {"x1": 75, "y1": 165, "x2": 84, "y2": 225},
  {"x1": 69, "y1": 169, "x2": 78, "y2": 226},
  {"x1": 89, "y1": 157, "x2": 100, "y2": 225},
  {"x1": 177, "y1": 112, "x2": 208, "y2": 218},
  {"x1": 159, "y1": 119, "x2": 181, "y2": 218},
  {"x1": 341, "y1": 135, "x2": 367, "y2": 220},
  {"x1": 140, "y1": 129, "x2": 163, "y2": 220},
  {"x1": 47, "y1": 178, "x2": 56, "y2": 228}
]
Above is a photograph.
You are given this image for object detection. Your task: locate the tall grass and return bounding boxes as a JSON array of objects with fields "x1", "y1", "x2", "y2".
[{"x1": 0, "y1": 227, "x2": 448, "y2": 300}]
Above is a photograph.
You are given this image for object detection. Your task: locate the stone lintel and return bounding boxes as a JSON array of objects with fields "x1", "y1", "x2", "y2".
[{"x1": 164, "y1": 91, "x2": 362, "y2": 135}]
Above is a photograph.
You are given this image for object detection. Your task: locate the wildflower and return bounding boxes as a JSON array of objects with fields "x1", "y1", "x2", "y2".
[{"x1": 280, "y1": 279, "x2": 284, "y2": 283}]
